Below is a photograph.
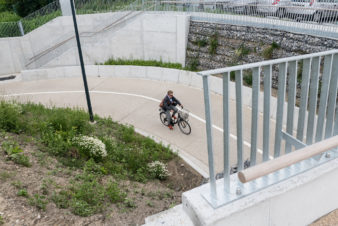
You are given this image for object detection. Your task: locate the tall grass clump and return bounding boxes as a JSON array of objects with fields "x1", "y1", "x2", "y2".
[{"x1": 104, "y1": 58, "x2": 185, "y2": 70}]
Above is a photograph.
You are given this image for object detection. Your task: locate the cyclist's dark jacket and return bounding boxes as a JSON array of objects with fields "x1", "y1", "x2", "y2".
[{"x1": 162, "y1": 95, "x2": 181, "y2": 111}]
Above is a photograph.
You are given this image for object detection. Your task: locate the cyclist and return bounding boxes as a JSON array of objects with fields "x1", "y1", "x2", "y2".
[{"x1": 161, "y1": 90, "x2": 183, "y2": 130}]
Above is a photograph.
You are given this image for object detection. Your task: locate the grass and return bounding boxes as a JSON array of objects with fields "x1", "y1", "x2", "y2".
[
  {"x1": 104, "y1": 58, "x2": 184, "y2": 70},
  {"x1": 208, "y1": 32, "x2": 219, "y2": 55},
  {"x1": 0, "y1": 101, "x2": 177, "y2": 216},
  {"x1": 0, "y1": 11, "x2": 21, "y2": 22},
  {"x1": 235, "y1": 43, "x2": 251, "y2": 60},
  {"x1": 21, "y1": 10, "x2": 61, "y2": 34},
  {"x1": 0, "y1": 215, "x2": 3, "y2": 225}
]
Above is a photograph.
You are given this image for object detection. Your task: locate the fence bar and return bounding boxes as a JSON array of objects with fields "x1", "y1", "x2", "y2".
[
  {"x1": 285, "y1": 61, "x2": 297, "y2": 153},
  {"x1": 238, "y1": 135, "x2": 338, "y2": 183},
  {"x1": 274, "y1": 62, "x2": 287, "y2": 157},
  {"x1": 18, "y1": 20, "x2": 24, "y2": 36},
  {"x1": 201, "y1": 75, "x2": 217, "y2": 201},
  {"x1": 315, "y1": 54, "x2": 333, "y2": 142},
  {"x1": 306, "y1": 56, "x2": 320, "y2": 145},
  {"x1": 263, "y1": 65, "x2": 271, "y2": 162},
  {"x1": 325, "y1": 54, "x2": 338, "y2": 139},
  {"x1": 235, "y1": 70, "x2": 244, "y2": 171},
  {"x1": 297, "y1": 58, "x2": 311, "y2": 142},
  {"x1": 223, "y1": 72, "x2": 230, "y2": 192},
  {"x1": 282, "y1": 132, "x2": 306, "y2": 150},
  {"x1": 250, "y1": 67, "x2": 260, "y2": 166}
]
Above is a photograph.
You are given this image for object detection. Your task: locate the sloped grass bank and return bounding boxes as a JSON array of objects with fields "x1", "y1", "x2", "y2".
[{"x1": 0, "y1": 101, "x2": 202, "y2": 225}]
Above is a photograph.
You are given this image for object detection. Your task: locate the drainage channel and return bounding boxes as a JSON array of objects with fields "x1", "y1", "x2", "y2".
[{"x1": 0, "y1": 75, "x2": 16, "y2": 81}]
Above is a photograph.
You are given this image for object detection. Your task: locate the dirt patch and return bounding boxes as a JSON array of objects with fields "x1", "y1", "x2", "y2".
[{"x1": 0, "y1": 134, "x2": 203, "y2": 226}]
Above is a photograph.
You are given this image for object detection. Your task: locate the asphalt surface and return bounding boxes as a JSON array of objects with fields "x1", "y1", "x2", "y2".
[{"x1": 0, "y1": 76, "x2": 278, "y2": 177}]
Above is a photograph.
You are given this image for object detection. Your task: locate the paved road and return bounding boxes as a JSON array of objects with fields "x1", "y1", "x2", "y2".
[{"x1": 0, "y1": 76, "x2": 277, "y2": 177}]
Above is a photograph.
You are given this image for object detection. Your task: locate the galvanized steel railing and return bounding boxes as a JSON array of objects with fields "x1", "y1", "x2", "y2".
[
  {"x1": 158, "y1": 1, "x2": 338, "y2": 38},
  {"x1": 198, "y1": 49, "x2": 338, "y2": 207}
]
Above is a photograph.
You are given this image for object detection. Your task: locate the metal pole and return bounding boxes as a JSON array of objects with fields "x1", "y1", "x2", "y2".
[
  {"x1": 201, "y1": 74, "x2": 217, "y2": 202},
  {"x1": 18, "y1": 20, "x2": 24, "y2": 36},
  {"x1": 70, "y1": 0, "x2": 94, "y2": 122}
]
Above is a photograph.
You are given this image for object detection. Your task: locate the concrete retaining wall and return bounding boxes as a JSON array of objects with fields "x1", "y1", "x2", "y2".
[{"x1": 0, "y1": 12, "x2": 190, "y2": 75}]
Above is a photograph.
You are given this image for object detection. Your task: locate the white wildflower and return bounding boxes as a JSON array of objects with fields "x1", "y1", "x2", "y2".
[
  {"x1": 148, "y1": 161, "x2": 170, "y2": 180},
  {"x1": 73, "y1": 135, "x2": 107, "y2": 158}
]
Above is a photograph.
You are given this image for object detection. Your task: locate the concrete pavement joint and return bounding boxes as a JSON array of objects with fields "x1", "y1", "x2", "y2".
[{"x1": 1, "y1": 90, "x2": 273, "y2": 160}]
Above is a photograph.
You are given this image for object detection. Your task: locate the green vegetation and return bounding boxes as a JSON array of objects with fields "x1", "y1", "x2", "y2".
[
  {"x1": 28, "y1": 193, "x2": 48, "y2": 210},
  {"x1": 235, "y1": 43, "x2": 251, "y2": 60},
  {"x1": 104, "y1": 58, "x2": 184, "y2": 70},
  {"x1": 0, "y1": 215, "x2": 4, "y2": 225},
  {"x1": 1, "y1": 140, "x2": 31, "y2": 167},
  {"x1": 262, "y1": 41, "x2": 280, "y2": 60},
  {"x1": 76, "y1": 0, "x2": 135, "y2": 15},
  {"x1": 0, "y1": 101, "x2": 177, "y2": 216},
  {"x1": 103, "y1": 58, "x2": 199, "y2": 72},
  {"x1": 0, "y1": 11, "x2": 20, "y2": 22},
  {"x1": 208, "y1": 32, "x2": 219, "y2": 55},
  {"x1": 21, "y1": 10, "x2": 61, "y2": 34},
  {"x1": 194, "y1": 38, "x2": 208, "y2": 48},
  {"x1": 17, "y1": 189, "x2": 29, "y2": 197}
]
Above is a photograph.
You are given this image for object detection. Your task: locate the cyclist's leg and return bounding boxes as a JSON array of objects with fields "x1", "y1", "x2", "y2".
[
  {"x1": 172, "y1": 106, "x2": 178, "y2": 117},
  {"x1": 165, "y1": 109, "x2": 172, "y2": 125}
]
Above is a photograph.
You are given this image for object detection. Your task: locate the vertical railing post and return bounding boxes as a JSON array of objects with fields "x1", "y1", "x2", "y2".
[
  {"x1": 325, "y1": 54, "x2": 338, "y2": 138},
  {"x1": 201, "y1": 74, "x2": 217, "y2": 202},
  {"x1": 297, "y1": 58, "x2": 311, "y2": 142},
  {"x1": 285, "y1": 61, "x2": 297, "y2": 153},
  {"x1": 223, "y1": 72, "x2": 230, "y2": 192},
  {"x1": 306, "y1": 56, "x2": 320, "y2": 145},
  {"x1": 235, "y1": 70, "x2": 244, "y2": 171},
  {"x1": 315, "y1": 54, "x2": 333, "y2": 142},
  {"x1": 250, "y1": 67, "x2": 260, "y2": 166},
  {"x1": 274, "y1": 62, "x2": 287, "y2": 157},
  {"x1": 18, "y1": 20, "x2": 24, "y2": 36},
  {"x1": 263, "y1": 65, "x2": 271, "y2": 162}
]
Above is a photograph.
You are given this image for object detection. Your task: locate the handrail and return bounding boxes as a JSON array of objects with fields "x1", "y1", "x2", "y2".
[
  {"x1": 198, "y1": 49, "x2": 338, "y2": 76},
  {"x1": 238, "y1": 135, "x2": 338, "y2": 183}
]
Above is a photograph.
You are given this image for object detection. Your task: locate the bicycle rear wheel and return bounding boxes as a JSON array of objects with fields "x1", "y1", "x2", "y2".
[
  {"x1": 178, "y1": 120, "x2": 191, "y2": 135},
  {"x1": 160, "y1": 112, "x2": 169, "y2": 126}
]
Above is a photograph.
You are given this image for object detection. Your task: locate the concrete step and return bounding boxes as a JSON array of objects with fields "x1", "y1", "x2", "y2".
[{"x1": 143, "y1": 204, "x2": 194, "y2": 226}]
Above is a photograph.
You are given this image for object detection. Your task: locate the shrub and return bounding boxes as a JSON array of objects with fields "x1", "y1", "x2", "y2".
[
  {"x1": 1, "y1": 140, "x2": 31, "y2": 167},
  {"x1": 0, "y1": 101, "x2": 23, "y2": 133},
  {"x1": 17, "y1": 189, "x2": 29, "y2": 197},
  {"x1": 209, "y1": 33, "x2": 218, "y2": 55},
  {"x1": 28, "y1": 194, "x2": 48, "y2": 210},
  {"x1": 72, "y1": 135, "x2": 107, "y2": 160},
  {"x1": 148, "y1": 161, "x2": 170, "y2": 180},
  {"x1": 106, "y1": 181, "x2": 126, "y2": 203}
]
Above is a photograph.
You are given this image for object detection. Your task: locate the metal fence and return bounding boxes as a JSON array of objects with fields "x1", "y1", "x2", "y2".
[
  {"x1": 0, "y1": 1, "x2": 61, "y2": 38},
  {"x1": 198, "y1": 49, "x2": 338, "y2": 207},
  {"x1": 157, "y1": 1, "x2": 338, "y2": 38}
]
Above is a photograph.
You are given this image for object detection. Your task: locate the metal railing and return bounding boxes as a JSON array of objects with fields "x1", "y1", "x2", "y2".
[
  {"x1": 0, "y1": 0, "x2": 61, "y2": 38},
  {"x1": 157, "y1": 1, "x2": 338, "y2": 38},
  {"x1": 199, "y1": 49, "x2": 338, "y2": 207}
]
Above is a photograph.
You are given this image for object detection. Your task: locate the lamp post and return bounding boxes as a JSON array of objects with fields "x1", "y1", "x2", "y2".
[{"x1": 70, "y1": 0, "x2": 94, "y2": 122}]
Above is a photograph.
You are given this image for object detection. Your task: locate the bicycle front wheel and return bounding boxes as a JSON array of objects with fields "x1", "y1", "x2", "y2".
[
  {"x1": 160, "y1": 112, "x2": 169, "y2": 126},
  {"x1": 178, "y1": 120, "x2": 191, "y2": 135}
]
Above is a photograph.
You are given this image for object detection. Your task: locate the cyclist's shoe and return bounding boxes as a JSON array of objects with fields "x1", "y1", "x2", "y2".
[{"x1": 168, "y1": 125, "x2": 173, "y2": 130}]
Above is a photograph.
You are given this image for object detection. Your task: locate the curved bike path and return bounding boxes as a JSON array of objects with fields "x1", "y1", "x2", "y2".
[{"x1": 0, "y1": 76, "x2": 276, "y2": 178}]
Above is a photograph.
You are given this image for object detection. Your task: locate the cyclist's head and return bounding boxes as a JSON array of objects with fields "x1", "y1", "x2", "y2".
[{"x1": 167, "y1": 90, "x2": 173, "y2": 97}]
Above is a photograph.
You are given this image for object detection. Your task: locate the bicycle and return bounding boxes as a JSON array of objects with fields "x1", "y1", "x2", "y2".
[{"x1": 159, "y1": 107, "x2": 191, "y2": 135}]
